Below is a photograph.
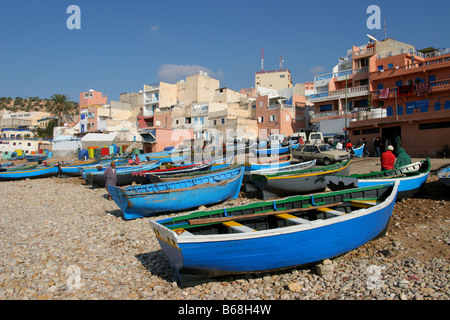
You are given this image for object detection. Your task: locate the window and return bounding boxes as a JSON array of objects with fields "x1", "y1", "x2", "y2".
[
  {"x1": 269, "y1": 115, "x2": 276, "y2": 122},
  {"x1": 280, "y1": 75, "x2": 285, "y2": 78},
  {"x1": 395, "y1": 80, "x2": 402, "y2": 87},
  {"x1": 221, "y1": 118, "x2": 225, "y2": 124},
  {"x1": 377, "y1": 83, "x2": 384, "y2": 90},
  {"x1": 28, "y1": 143, "x2": 31, "y2": 146},
  {"x1": 419, "y1": 121, "x2": 450, "y2": 130},
  {"x1": 377, "y1": 65, "x2": 384, "y2": 71},
  {"x1": 286, "y1": 115, "x2": 290, "y2": 121},
  {"x1": 388, "y1": 63, "x2": 393, "y2": 69},
  {"x1": 259, "y1": 101, "x2": 263, "y2": 107},
  {"x1": 435, "y1": 102, "x2": 441, "y2": 111},
  {"x1": 258, "y1": 116, "x2": 264, "y2": 123}
]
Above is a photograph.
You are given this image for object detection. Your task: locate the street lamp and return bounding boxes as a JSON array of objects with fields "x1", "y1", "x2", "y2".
[{"x1": 340, "y1": 57, "x2": 349, "y2": 143}]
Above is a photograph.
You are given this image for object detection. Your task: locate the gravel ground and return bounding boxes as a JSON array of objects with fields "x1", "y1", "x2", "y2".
[{"x1": 0, "y1": 157, "x2": 448, "y2": 300}]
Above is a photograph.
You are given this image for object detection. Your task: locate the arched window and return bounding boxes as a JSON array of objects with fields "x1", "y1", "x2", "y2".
[{"x1": 377, "y1": 83, "x2": 384, "y2": 90}]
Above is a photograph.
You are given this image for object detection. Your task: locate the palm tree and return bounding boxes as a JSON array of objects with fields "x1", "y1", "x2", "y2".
[{"x1": 48, "y1": 94, "x2": 71, "y2": 127}]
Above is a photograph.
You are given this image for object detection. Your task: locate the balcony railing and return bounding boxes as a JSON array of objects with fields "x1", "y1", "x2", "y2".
[
  {"x1": 371, "y1": 78, "x2": 450, "y2": 99},
  {"x1": 310, "y1": 85, "x2": 369, "y2": 101},
  {"x1": 314, "y1": 67, "x2": 368, "y2": 82},
  {"x1": 353, "y1": 47, "x2": 374, "y2": 57}
]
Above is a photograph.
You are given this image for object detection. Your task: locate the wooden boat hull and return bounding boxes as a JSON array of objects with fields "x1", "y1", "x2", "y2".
[
  {"x1": 109, "y1": 165, "x2": 245, "y2": 220},
  {"x1": 252, "y1": 143, "x2": 299, "y2": 156},
  {"x1": 84, "y1": 160, "x2": 161, "y2": 187},
  {"x1": 0, "y1": 165, "x2": 58, "y2": 181},
  {"x1": 352, "y1": 144, "x2": 365, "y2": 158},
  {"x1": 243, "y1": 160, "x2": 316, "y2": 192},
  {"x1": 132, "y1": 160, "x2": 213, "y2": 184},
  {"x1": 150, "y1": 182, "x2": 399, "y2": 276},
  {"x1": 251, "y1": 160, "x2": 352, "y2": 200},
  {"x1": 326, "y1": 158, "x2": 431, "y2": 200},
  {"x1": 438, "y1": 164, "x2": 450, "y2": 187}
]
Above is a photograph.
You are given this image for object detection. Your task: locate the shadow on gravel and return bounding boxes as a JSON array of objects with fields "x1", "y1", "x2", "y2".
[{"x1": 135, "y1": 251, "x2": 180, "y2": 284}]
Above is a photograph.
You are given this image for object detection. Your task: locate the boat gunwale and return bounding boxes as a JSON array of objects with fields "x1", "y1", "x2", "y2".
[{"x1": 150, "y1": 181, "x2": 399, "y2": 244}]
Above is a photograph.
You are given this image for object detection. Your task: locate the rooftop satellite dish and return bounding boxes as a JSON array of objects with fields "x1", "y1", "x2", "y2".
[
  {"x1": 367, "y1": 34, "x2": 379, "y2": 42},
  {"x1": 155, "y1": 120, "x2": 161, "y2": 127}
]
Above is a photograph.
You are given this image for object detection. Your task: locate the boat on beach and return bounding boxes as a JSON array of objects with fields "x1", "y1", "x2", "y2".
[
  {"x1": 438, "y1": 164, "x2": 450, "y2": 187},
  {"x1": 0, "y1": 165, "x2": 58, "y2": 181},
  {"x1": 84, "y1": 160, "x2": 162, "y2": 187},
  {"x1": 326, "y1": 158, "x2": 431, "y2": 200},
  {"x1": 250, "y1": 159, "x2": 352, "y2": 200},
  {"x1": 242, "y1": 159, "x2": 316, "y2": 192},
  {"x1": 109, "y1": 164, "x2": 245, "y2": 220},
  {"x1": 131, "y1": 160, "x2": 213, "y2": 184},
  {"x1": 149, "y1": 181, "x2": 399, "y2": 277}
]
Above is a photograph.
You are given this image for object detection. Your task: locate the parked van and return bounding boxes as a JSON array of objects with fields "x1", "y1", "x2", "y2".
[
  {"x1": 308, "y1": 132, "x2": 324, "y2": 144},
  {"x1": 290, "y1": 132, "x2": 307, "y2": 144},
  {"x1": 269, "y1": 134, "x2": 286, "y2": 144}
]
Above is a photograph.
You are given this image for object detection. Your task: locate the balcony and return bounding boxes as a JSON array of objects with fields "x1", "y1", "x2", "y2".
[
  {"x1": 372, "y1": 55, "x2": 450, "y2": 80},
  {"x1": 371, "y1": 78, "x2": 450, "y2": 100},
  {"x1": 310, "y1": 85, "x2": 369, "y2": 103},
  {"x1": 353, "y1": 47, "x2": 374, "y2": 58}
]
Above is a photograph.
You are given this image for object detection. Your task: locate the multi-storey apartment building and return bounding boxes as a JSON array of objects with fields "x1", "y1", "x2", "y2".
[
  {"x1": 348, "y1": 44, "x2": 450, "y2": 157},
  {"x1": 255, "y1": 69, "x2": 293, "y2": 91},
  {"x1": 309, "y1": 39, "x2": 414, "y2": 139},
  {"x1": 79, "y1": 89, "x2": 108, "y2": 133}
]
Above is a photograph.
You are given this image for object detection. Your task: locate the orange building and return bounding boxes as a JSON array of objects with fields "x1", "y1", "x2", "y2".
[{"x1": 348, "y1": 45, "x2": 450, "y2": 157}]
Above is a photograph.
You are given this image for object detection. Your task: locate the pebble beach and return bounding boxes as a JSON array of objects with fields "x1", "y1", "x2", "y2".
[{"x1": 0, "y1": 157, "x2": 449, "y2": 301}]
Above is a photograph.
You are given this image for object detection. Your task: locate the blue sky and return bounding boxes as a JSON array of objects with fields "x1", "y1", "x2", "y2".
[{"x1": 1, "y1": 0, "x2": 449, "y2": 102}]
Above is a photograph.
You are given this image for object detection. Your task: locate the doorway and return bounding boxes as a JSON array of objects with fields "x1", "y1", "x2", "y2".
[{"x1": 382, "y1": 126, "x2": 402, "y2": 154}]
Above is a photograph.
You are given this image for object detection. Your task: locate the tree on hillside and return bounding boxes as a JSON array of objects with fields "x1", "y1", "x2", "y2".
[{"x1": 48, "y1": 94, "x2": 71, "y2": 127}]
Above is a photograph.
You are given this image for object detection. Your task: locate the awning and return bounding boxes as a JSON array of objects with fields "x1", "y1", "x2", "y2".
[{"x1": 140, "y1": 129, "x2": 156, "y2": 143}]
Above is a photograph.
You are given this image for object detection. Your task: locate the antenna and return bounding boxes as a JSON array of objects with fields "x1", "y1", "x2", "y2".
[
  {"x1": 384, "y1": 19, "x2": 387, "y2": 39},
  {"x1": 261, "y1": 48, "x2": 264, "y2": 71},
  {"x1": 279, "y1": 56, "x2": 284, "y2": 69}
]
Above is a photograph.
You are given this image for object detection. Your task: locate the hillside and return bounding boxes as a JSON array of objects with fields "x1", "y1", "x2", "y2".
[{"x1": 0, "y1": 96, "x2": 79, "y2": 116}]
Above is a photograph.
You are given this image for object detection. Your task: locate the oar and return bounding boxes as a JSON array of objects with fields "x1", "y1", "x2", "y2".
[{"x1": 188, "y1": 202, "x2": 343, "y2": 226}]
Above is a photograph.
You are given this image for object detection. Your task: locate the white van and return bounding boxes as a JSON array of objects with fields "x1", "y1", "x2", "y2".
[
  {"x1": 290, "y1": 132, "x2": 307, "y2": 144},
  {"x1": 308, "y1": 132, "x2": 324, "y2": 144},
  {"x1": 269, "y1": 134, "x2": 286, "y2": 145}
]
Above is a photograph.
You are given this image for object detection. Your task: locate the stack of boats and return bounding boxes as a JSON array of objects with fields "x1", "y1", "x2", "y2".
[{"x1": 0, "y1": 142, "x2": 441, "y2": 280}]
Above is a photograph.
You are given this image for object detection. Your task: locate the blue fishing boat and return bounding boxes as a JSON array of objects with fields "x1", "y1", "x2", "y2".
[
  {"x1": 326, "y1": 158, "x2": 431, "y2": 200},
  {"x1": 25, "y1": 151, "x2": 53, "y2": 162},
  {"x1": 60, "y1": 159, "x2": 102, "y2": 177},
  {"x1": 438, "y1": 164, "x2": 450, "y2": 187},
  {"x1": 131, "y1": 160, "x2": 213, "y2": 184},
  {"x1": 84, "y1": 160, "x2": 161, "y2": 187},
  {"x1": 0, "y1": 165, "x2": 58, "y2": 181},
  {"x1": 244, "y1": 154, "x2": 292, "y2": 171},
  {"x1": 149, "y1": 181, "x2": 399, "y2": 278},
  {"x1": 109, "y1": 165, "x2": 245, "y2": 220},
  {"x1": 352, "y1": 144, "x2": 365, "y2": 158},
  {"x1": 242, "y1": 159, "x2": 316, "y2": 192},
  {"x1": 252, "y1": 143, "x2": 299, "y2": 156}
]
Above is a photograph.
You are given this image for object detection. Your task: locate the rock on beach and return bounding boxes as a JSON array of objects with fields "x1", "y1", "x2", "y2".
[{"x1": 0, "y1": 157, "x2": 448, "y2": 300}]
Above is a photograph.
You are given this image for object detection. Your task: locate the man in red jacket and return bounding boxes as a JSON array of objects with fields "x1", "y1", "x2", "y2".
[{"x1": 381, "y1": 145, "x2": 396, "y2": 170}]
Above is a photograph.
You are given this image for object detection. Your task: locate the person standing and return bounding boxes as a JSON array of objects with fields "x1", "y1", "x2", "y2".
[
  {"x1": 374, "y1": 137, "x2": 381, "y2": 157},
  {"x1": 381, "y1": 145, "x2": 396, "y2": 170},
  {"x1": 394, "y1": 147, "x2": 411, "y2": 169},
  {"x1": 336, "y1": 140, "x2": 343, "y2": 150},
  {"x1": 104, "y1": 161, "x2": 117, "y2": 200}
]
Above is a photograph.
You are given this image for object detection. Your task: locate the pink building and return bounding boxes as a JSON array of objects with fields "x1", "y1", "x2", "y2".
[
  {"x1": 79, "y1": 90, "x2": 108, "y2": 134},
  {"x1": 79, "y1": 90, "x2": 108, "y2": 108}
]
